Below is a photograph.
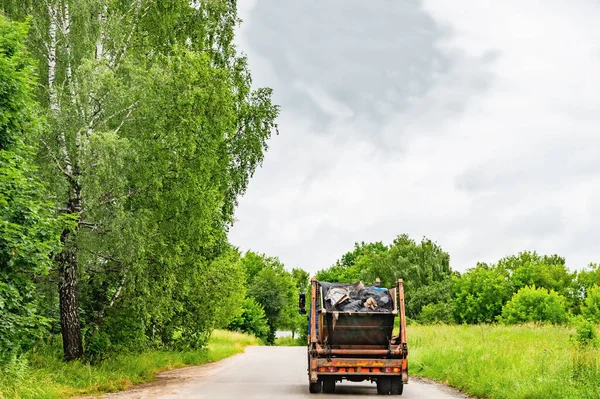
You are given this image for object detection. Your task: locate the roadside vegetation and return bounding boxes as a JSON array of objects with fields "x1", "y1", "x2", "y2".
[
  {"x1": 0, "y1": 3, "x2": 305, "y2": 399},
  {"x1": 315, "y1": 237, "x2": 600, "y2": 398},
  {"x1": 408, "y1": 324, "x2": 600, "y2": 399},
  {"x1": 0, "y1": 330, "x2": 258, "y2": 399},
  {"x1": 3, "y1": 2, "x2": 600, "y2": 399}
]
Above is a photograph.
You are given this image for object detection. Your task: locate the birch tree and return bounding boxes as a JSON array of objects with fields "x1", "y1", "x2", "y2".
[{"x1": 1, "y1": 0, "x2": 278, "y2": 360}]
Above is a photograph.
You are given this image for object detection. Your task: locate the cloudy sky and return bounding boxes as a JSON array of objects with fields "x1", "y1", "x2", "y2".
[{"x1": 229, "y1": 0, "x2": 600, "y2": 274}]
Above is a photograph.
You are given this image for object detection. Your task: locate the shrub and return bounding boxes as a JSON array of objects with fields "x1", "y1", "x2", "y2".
[
  {"x1": 453, "y1": 265, "x2": 512, "y2": 324},
  {"x1": 500, "y1": 286, "x2": 567, "y2": 324},
  {"x1": 418, "y1": 301, "x2": 454, "y2": 324},
  {"x1": 581, "y1": 285, "x2": 600, "y2": 323},
  {"x1": 227, "y1": 298, "x2": 270, "y2": 342},
  {"x1": 571, "y1": 317, "x2": 598, "y2": 348}
]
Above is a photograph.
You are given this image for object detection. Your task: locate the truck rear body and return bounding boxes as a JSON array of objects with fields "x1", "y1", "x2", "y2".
[{"x1": 302, "y1": 278, "x2": 408, "y2": 394}]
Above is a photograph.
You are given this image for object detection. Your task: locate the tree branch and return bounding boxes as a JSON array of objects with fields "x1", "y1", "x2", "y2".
[
  {"x1": 40, "y1": 138, "x2": 75, "y2": 183},
  {"x1": 94, "y1": 263, "x2": 131, "y2": 328}
]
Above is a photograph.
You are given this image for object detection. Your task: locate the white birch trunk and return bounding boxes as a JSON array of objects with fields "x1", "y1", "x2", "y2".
[
  {"x1": 48, "y1": 4, "x2": 58, "y2": 113},
  {"x1": 96, "y1": 3, "x2": 108, "y2": 60},
  {"x1": 63, "y1": 2, "x2": 78, "y2": 110}
]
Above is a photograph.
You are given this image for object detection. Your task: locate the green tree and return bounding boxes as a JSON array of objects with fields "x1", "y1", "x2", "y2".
[
  {"x1": 228, "y1": 297, "x2": 270, "y2": 342},
  {"x1": 0, "y1": 15, "x2": 63, "y2": 362},
  {"x1": 284, "y1": 268, "x2": 310, "y2": 339},
  {"x1": 497, "y1": 252, "x2": 576, "y2": 307},
  {"x1": 242, "y1": 251, "x2": 296, "y2": 344},
  {"x1": 1, "y1": 0, "x2": 279, "y2": 360},
  {"x1": 453, "y1": 263, "x2": 512, "y2": 324},
  {"x1": 581, "y1": 285, "x2": 600, "y2": 323},
  {"x1": 291, "y1": 267, "x2": 310, "y2": 292},
  {"x1": 500, "y1": 286, "x2": 568, "y2": 325},
  {"x1": 316, "y1": 235, "x2": 453, "y2": 319},
  {"x1": 577, "y1": 264, "x2": 600, "y2": 289},
  {"x1": 248, "y1": 267, "x2": 295, "y2": 344},
  {"x1": 315, "y1": 241, "x2": 387, "y2": 283}
]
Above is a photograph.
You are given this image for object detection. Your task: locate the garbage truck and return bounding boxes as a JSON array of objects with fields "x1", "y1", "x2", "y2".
[{"x1": 298, "y1": 278, "x2": 408, "y2": 395}]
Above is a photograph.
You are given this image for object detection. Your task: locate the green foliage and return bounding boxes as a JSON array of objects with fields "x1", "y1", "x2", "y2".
[
  {"x1": 1, "y1": 0, "x2": 279, "y2": 359},
  {"x1": 238, "y1": 251, "x2": 304, "y2": 344},
  {"x1": 247, "y1": 265, "x2": 295, "y2": 343},
  {"x1": 274, "y1": 335, "x2": 305, "y2": 346},
  {"x1": 0, "y1": 15, "x2": 33, "y2": 149},
  {"x1": 571, "y1": 317, "x2": 598, "y2": 348},
  {"x1": 500, "y1": 286, "x2": 568, "y2": 325},
  {"x1": 316, "y1": 235, "x2": 452, "y2": 318},
  {"x1": 453, "y1": 252, "x2": 574, "y2": 325},
  {"x1": 452, "y1": 263, "x2": 512, "y2": 324},
  {"x1": 581, "y1": 285, "x2": 600, "y2": 323},
  {"x1": 576, "y1": 263, "x2": 600, "y2": 292},
  {"x1": 418, "y1": 301, "x2": 454, "y2": 324},
  {"x1": 498, "y1": 251, "x2": 577, "y2": 309},
  {"x1": 0, "y1": 15, "x2": 63, "y2": 363},
  {"x1": 315, "y1": 241, "x2": 387, "y2": 283},
  {"x1": 228, "y1": 297, "x2": 270, "y2": 342},
  {"x1": 409, "y1": 324, "x2": 600, "y2": 399},
  {"x1": 291, "y1": 267, "x2": 310, "y2": 293}
]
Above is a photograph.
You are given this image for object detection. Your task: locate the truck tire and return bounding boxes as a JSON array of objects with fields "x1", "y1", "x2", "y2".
[
  {"x1": 391, "y1": 377, "x2": 403, "y2": 395},
  {"x1": 377, "y1": 377, "x2": 392, "y2": 394},
  {"x1": 309, "y1": 380, "x2": 321, "y2": 394},
  {"x1": 322, "y1": 378, "x2": 336, "y2": 393}
]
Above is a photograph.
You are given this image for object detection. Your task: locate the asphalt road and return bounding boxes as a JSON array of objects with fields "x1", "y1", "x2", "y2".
[{"x1": 100, "y1": 346, "x2": 470, "y2": 399}]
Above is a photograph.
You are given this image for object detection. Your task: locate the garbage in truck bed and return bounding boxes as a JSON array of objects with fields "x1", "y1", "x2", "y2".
[{"x1": 320, "y1": 281, "x2": 394, "y2": 313}]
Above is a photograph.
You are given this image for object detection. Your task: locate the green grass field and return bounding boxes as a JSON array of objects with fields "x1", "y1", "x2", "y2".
[
  {"x1": 0, "y1": 330, "x2": 258, "y2": 399},
  {"x1": 407, "y1": 324, "x2": 600, "y2": 399}
]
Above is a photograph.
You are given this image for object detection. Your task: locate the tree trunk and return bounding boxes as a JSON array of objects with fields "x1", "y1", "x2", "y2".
[
  {"x1": 59, "y1": 228, "x2": 83, "y2": 360},
  {"x1": 59, "y1": 184, "x2": 84, "y2": 361}
]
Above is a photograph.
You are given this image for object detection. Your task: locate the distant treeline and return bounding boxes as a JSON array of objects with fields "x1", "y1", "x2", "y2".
[{"x1": 315, "y1": 234, "x2": 600, "y2": 326}]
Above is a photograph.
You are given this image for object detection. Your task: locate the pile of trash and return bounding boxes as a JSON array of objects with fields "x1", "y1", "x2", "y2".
[{"x1": 321, "y1": 281, "x2": 393, "y2": 313}]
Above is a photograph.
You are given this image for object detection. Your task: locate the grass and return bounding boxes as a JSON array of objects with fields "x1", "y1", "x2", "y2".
[
  {"x1": 0, "y1": 330, "x2": 259, "y2": 399},
  {"x1": 274, "y1": 336, "x2": 304, "y2": 346},
  {"x1": 407, "y1": 324, "x2": 600, "y2": 399}
]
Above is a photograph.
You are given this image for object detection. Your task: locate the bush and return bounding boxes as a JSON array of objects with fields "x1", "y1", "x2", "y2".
[
  {"x1": 581, "y1": 285, "x2": 600, "y2": 323},
  {"x1": 571, "y1": 317, "x2": 598, "y2": 348},
  {"x1": 500, "y1": 286, "x2": 568, "y2": 325},
  {"x1": 453, "y1": 265, "x2": 512, "y2": 324},
  {"x1": 418, "y1": 301, "x2": 454, "y2": 324},
  {"x1": 227, "y1": 298, "x2": 270, "y2": 342}
]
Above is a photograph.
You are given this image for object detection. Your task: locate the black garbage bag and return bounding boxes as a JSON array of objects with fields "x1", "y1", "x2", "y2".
[{"x1": 320, "y1": 281, "x2": 394, "y2": 313}]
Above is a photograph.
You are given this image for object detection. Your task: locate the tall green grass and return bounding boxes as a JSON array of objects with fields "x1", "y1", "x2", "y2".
[
  {"x1": 0, "y1": 330, "x2": 258, "y2": 399},
  {"x1": 407, "y1": 324, "x2": 600, "y2": 399}
]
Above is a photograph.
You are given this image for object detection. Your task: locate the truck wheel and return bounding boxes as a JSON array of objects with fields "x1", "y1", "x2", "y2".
[
  {"x1": 377, "y1": 377, "x2": 391, "y2": 394},
  {"x1": 322, "y1": 378, "x2": 336, "y2": 393},
  {"x1": 391, "y1": 377, "x2": 403, "y2": 395},
  {"x1": 309, "y1": 380, "x2": 321, "y2": 394}
]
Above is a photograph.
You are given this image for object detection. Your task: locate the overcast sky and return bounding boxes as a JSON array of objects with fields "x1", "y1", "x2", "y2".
[{"x1": 229, "y1": 0, "x2": 600, "y2": 275}]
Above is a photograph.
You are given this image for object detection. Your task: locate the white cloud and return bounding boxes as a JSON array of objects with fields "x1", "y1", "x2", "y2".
[{"x1": 230, "y1": 0, "x2": 600, "y2": 274}]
